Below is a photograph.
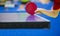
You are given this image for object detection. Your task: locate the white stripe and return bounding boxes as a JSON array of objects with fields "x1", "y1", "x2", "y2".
[{"x1": 35, "y1": 14, "x2": 50, "y2": 22}]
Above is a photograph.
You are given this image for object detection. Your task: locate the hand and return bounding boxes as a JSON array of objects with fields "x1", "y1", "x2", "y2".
[
  {"x1": 35, "y1": 10, "x2": 41, "y2": 14},
  {"x1": 35, "y1": 8, "x2": 45, "y2": 14}
]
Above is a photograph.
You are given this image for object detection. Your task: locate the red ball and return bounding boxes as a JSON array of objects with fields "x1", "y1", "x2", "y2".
[{"x1": 26, "y1": 2, "x2": 37, "y2": 15}]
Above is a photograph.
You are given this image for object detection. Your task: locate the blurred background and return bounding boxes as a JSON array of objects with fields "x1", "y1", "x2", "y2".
[
  {"x1": 0, "y1": 0, "x2": 39, "y2": 12},
  {"x1": 0, "y1": 0, "x2": 53, "y2": 12}
]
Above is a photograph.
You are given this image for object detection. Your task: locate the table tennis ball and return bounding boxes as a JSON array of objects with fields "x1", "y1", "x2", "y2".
[
  {"x1": 26, "y1": 2, "x2": 37, "y2": 15},
  {"x1": 21, "y1": 0, "x2": 30, "y2": 2}
]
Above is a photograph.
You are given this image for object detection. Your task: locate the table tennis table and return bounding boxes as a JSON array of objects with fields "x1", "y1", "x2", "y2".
[
  {"x1": 0, "y1": 13, "x2": 50, "y2": 29},
  {"x1": 0, "y1": 2, "x2": 50, "y2": 29}
]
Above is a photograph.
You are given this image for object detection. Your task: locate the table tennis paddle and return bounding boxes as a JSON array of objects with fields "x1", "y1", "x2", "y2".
[{"x1": 26, "y1": 2, "x2": 37, "y2": 15}]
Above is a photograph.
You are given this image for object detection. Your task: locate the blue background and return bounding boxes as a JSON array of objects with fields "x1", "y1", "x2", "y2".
[{"x1": 0, "y1": 1, "x2": 60, "y2": 36}]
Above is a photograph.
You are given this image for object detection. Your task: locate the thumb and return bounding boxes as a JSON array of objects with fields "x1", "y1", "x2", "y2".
[{"x1": 35, "y1": 8, "x2": 40, "y2": 12}]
